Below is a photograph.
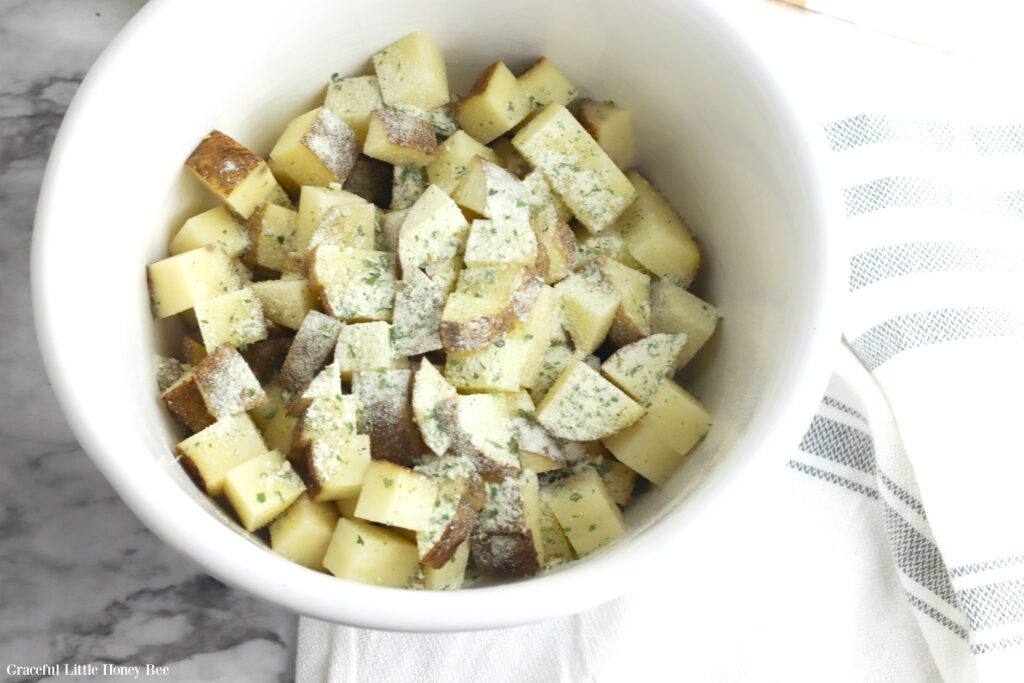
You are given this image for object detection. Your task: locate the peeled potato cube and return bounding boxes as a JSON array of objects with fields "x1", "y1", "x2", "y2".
[
  {"x1": 372, "y1": 31, "x2": 450, "y2": 110},
  {"x1": 363, "y1": 108, "x2": 438, "y2": 167},
  {"x1": 601, "y1": 333, "x2": 687, "y2": 403},
  {"x1": 620, "y1": 171, "x2": 701, "y2": 286},
  {"x1": 651, "y1": 279, "x2": 720, "y2": 368},
  {"x1": 224, "y1": 450, "x2": 306, "y2": 532},
  {"x1": 512, "y1": 104, "x2": 637, "y2": 234},
  {"x1": 322, "y1": 517, "x2": 419, "y2": 588},
  {"x1": 306, "y1": 194, "x2": 377, "y2": 253},
  {"x1": 644, "y1": 380, "x2": 713, "y2": 457},
  {"x1": 426, "y1": 131, "x2": 500, "y2": 194},
  {"x1": 192, "y1": 343, "x2": 267, "y2": 420},
  {"x1": 185, "y1": 130, "x2": 284, "y2": 219},
  {"x1": 169, "y1": 206, "x2": 248, "y2": 258},
  {"x1": 353, "y1": 460, "x2": 439, "y2": 531},
  {"x1": 333, "y1": 321, "x2": 397, "y2": 381},
  {"x1": 553, "y1": 270, "x2": 619, "y2": 356},
  {"x1": 287, "y1": 362, "x2": 341, "y2": 416},
  {"x1": 517, "y1": 57, "x2": 577, "y2": 115},
  {"x1": 324, "y1": 74, "x2": 384, "y2": 143},
  {"x1": 269, "y1": 107, "x2": 360, "y2": 189},
  {"x1": 249, "y1": 278, "x2": 319, "y2": 330},
  {"x1": 269, "y1": 494, "x2": 339, "y2": 570},
  {"x1": 595, "y1": 256, "x2": 652, "y2": 347},
  {"x1": 308, "y1": 245, "x2": 398, "y2": 322},
  {"x1": 423, "y1": 542, "x2": 470, "y2": 590},
  {"x1": 176, "y1": 413, "x2": 267, "y2": 496},
  {"x1": 250, "y1": 380, "x2": 300, "y2": 457},
  {"x1": 574, "y1": 224, "x2": 643, "y2": 270},
  {"x1": 148, "y1": 245, "x2": 239, "y2": 319},
  {"x1": 538, "y1": 501, "x2": 575, "y2": 568},
  {"x1": 243, "y1": 202, "x2": 301, "y2": 272},
  {"x1": 305, "y1": 434, "x2": 372, "y2": 501},
  {"x1": 526, "y1": 340, "x2": 576, "y2": 403},
  {"x1": 579, "y1": 100, "x2": 636, "y2": 170},
  {"x1": 455, "y1": 61, "x2": 530, "y2": 144},
  {"x1": 536, "y1": 360, "x2": 645, "y2": 441},
  {"x1": 398, "y1": 185, "x2": 469, "y2": 294},
  {"x1": 193, "y1": 287, "x2": 268, "y2": 353},
  {"x1": 602, "y1": 418, "x2": 683, "y2": 486},
  {"x1": 543, "y1": 467, "x2": 624, "y2": 556}
]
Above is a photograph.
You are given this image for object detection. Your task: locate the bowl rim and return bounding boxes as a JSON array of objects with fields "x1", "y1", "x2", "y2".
[{"x1": 31, "y1": 0, "x2": 845, "y2": 631}]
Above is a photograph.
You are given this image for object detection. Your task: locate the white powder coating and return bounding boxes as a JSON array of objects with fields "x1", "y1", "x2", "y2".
[
  {"x1": 193, "y1": 343, "x2": 266, "y2": 420},
  {"x1": 391, "y1": 165, "x2": 428, "y2": 210},
  {"x1": 528, "y1": 340, "x2": 576, "y2": 403},
  {"x1": 464, "y1": 217, "x2": 537, "y2": 269},
  {"x1": 310, "y1": 245, "x2": 398, "y2": 321},
  {"x1": 478, "y1": 476, "x2": 528, "y2": 535},
  {"x1": 392, "y1": 269, "x2": 445, "y2": 357},
  {"x1": 448, "y1": 394, "x2": 519, "y2": 477},
  {"x1": 302, "y1": 108, "x2": 359, "y2": 183},
  {"x1": 509, "y1": 416, "x2": 567, "y2": 464},
  {"x1": 391, "y1": 103, "x2": 459, "y2": 138},
  {"x1": 520, "y1": 170, "x2": 572, "y2": 221},
  {"x1": 333, "y1": 321, "x2": 394, "y2": 376},
  {"x1": 536, "y1": 361, "x2": 645, "y2": 441},
  {"x1": 375, "y1": 107, "x2": 438, "y2": 155},
  {"x1": 415, "y1": 453, "x2": 476, "y2": 482},
  {"x1": 155, "y1": 355, "x2": 185, "y2": 393},
  {"x1": 297, "y1": 395, "x2": 362, "y2": 447},
  {"x1": 399, "y1": 185, "x2": 469, "y2": 293},
  {"x1": 509, "y1": 270, "x2": 542, "y2": 321},
  {"x1": 351, "y1": 369, "x2": 421, "y2": 466},
  {"x1": 300, "y1": 362, "x2": 342, "y2": 402},
  {"x1": 279, "y1": 310, "x2": 342, "y2": 395},
  {"x1": 601, "y1": 333, "x2": 687, "y2": 403},
  {"x1": 411, "y1": 358, "x2": 456, "y2": 456}
]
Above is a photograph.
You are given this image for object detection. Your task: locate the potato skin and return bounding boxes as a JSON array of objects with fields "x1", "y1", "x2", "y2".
[{"x1": 470, "y1": 531, "x2": 541, "y2": 576}]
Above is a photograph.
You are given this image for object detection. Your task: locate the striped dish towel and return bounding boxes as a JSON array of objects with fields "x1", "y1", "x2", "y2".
[{"x1": 296, "y1": 115, "x2": 1024, "y2": 682}]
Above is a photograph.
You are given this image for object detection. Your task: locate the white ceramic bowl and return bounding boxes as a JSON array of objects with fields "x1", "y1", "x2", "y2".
[{"x1": 33, "y1": 0, "x2": 840, "y2": 630}]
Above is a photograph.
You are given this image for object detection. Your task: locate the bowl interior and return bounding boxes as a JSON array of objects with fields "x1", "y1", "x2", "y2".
[{"x1": 33, "y1": 0, "x2": 836, "y2": 630}]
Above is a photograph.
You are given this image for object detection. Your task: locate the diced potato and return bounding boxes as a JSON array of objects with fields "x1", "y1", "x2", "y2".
[
  {"x1": 147, "y1": 245, "x2": 239, "y2": 319},
  {"x1": 391, "y1": 165, "x2": 428, "y2": 210},
  {"x1": 455, "y1": 61, "x2": 530, "y2": 144},
  {"x1": 423, "y1": 542, "x2": 470, "y2": 590},
  {"x1": 239, "y1": 336, "x2": 290, "y2": 384},
  {"x1": 270, "y1": 107, "x2": 360, "y2": 189},
  {"x1": 579, "y1": 100, "x2": 636, "y2": 170},
  {"x1": 596, "y1": 256, "x2": 652, "y2": 347},
  {"x1": 440, "y1": 264, "x2": 542, "y2": 351},
  {"x1": 324, "y1": 74, "x2": 383, "y2": 143},
  {"x1": 490, "y1": 137, "x2": 531, "y2": 178},
  {"x1": 192, "y1": 343, "x2": 267, "y2": 419},
  {"x1": 620, "y1": 171, "x2": 700, "y2": 286},
  {"x1": 294, "y1": 394, "x2": 362, "y2": 450},
  {"x1": 185, "y1": 130, "x2": 284, "y2": 219},
  {"x1": 443, "y1": 334, "x2": 523, "y2": 393},
  {"x1": 601, "y1": 419, "x2": 678, "y2": 486},
  {"x1": 536, "y1": 360, "x2": 645, "y2": 441},
  {"x1": 176, "y1": 413, "x2": 267, "y2": 496},
  {"x1": 249, "y1": 379, "x2": 300, "y2": 457},
  {"x1": 287, "y1": 362, "x2": 341, "y2": 416},
  {"x1": 249, "y1": 278, "x2": 319, "y2": 330},
  {"x1": 194, "y1": 287, "x2": 268, "y2": 352},
  {"x1": 155, "y1": 355, "x2": 185, "y2": 394},
  {"x1": 416, "y1": 473, "x2": 483, "y2": 569},
  {"x1": 437, "y1": 393, "x2": 519, "y2": 479},
  {"x1": 538, "y1": 501, "x2": 575, "y2": 568},
  {"x1": 336, "y1": 496, "x2": 358, "y2": 518},
  {"x1": 451, "y1": 155, "x2": 526, "y2": 218},
  {"x1": 398, "y1": 185, "x2": 469, "y2": 293},
  {"x1": 650, "y1": 279, "x2": 720, "y2": 368},
  {"x1": 341, "y1": 155, "x2": 392, "y2": 207},
  {"x1": 471, "y1": 470, "x2": 543, "y2": 575},
  {"x1": 351, "y1": 369, "x2": 422, "y2": 467},
  {"x1": 391, "y1": 103, "x2": 459, "y2": 137},
  {"x1": 574, "y1": 224, "x2": 642, "y2": 270},
  {"x1": 333, "y1": 322, "x2": 397, "y2": 381},
  {"x1": 585, "y1": 457, "x2": 635, "y2": 507},
  {"x1": 553, "y1": 270, "x2": 619, "y2": 355},
  {"x1": 363, "y1": 109, "x2": 438, "y2": 167},
  {"x1": 353, "y1": 460, "x2": 439, "y2": 531},
  {"x1": 305, "y1": 434, "x2": 373, "y2": 501},
  {"x1": 464, "y1": 218, "x2": 539, "y2": 269},
  {"x1": 308, "y1": 245, "x2": 398, "y2": 321},
  {"x1": 521, "y1": 169, "x2": 572, "y2": 222},
  {"x1": 322, "y1": 517, "x2": 420, "y2": 588},
  {"x1": 526, "y1": 341, "x2": 575, "y2": 404},
  {"x1": 268, "y1": 494, "x2": 339, "y2": 571},
  {"x1": 280, "y1": 251, "x2": 310, "y2": 280},
  {"x1": 169, "y1": 206, "x2": 248, "y2": 258},
  {"x1": 379, "y1": 208, "x2": 409, "y2": 252},
  {"x1": 516, "y1": 57, "x2": 577, "y2": 116},
  {"x1": 543, "y1": 467, "x2": 624, "y2": 556},
  {"x1": 182, "y1": 336, "x2": 207, "y2": 365},
  {"x1": 411, "y1": 358, "x2": 457, "y2": 456},
  {"x1": 278, "y1": 310, "x2": 342, "y2": 395},
  {"x1": 499, "y1": 391, "x2": 536, "y2": 419},
  {"x1": 243, "y1": 202, "x2": 300, "y2": 272},
  {"x1": 372, "y1": 31, "x2": 450, "y2": 110},
  {"x1": 295, "y1": 185, "x2": 372, "y2": 253},
  {"x1": 511, "y1": 416, "x2": 568, "y2": 473},
  {"x1": 532, "y1": 205, "x2": 577, "y2": 284},
  {"x1": 512, "y1": 104, "x2": 637, "y2": 234},
  {"x1": 391, "y1": 268, "x2": 445, "y2": 357},
  {"x1": 601, "y1": 333, "x2": 686, "y2": 403},
  {"x1": 161, "y1": 369, "x2": 214, "y2": 432},
  {"x1": 426, "y1": 131, "x2": 500, "y2": 194},
  {"x1": 643, "y1": 380, "x2": 713, "y2": 456}
]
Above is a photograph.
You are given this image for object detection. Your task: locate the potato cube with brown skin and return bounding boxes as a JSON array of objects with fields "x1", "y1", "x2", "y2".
[
  {"x1": 193, "y1": 287, "x2": 268, "y2": 353},
  {"x1": 651, "y1": 279, "x2": 720, "y2": 369},
  {"x1": 269, "y1": 494, "x2": 339, "y2": 571},
  {"x1": 415, "y1": 464, "x2": 484, "y2": 569},
  {"x1": 390, "y1": 103, "x2": 459, "y2": 138},
  {"x1": 322, "y1": 517, "x2": 419, "y2": 588},
  {"x1": 371, "y1": 31, "x2": 450, "y2": 111},
  {"x1": 436, "y1": 393, "x2": 520, "y2": 479},
  {"x1": 240, "y1": 336, "x2": 291, "y2": 385},
  {"x1": 620, "y1": 171, "x2": 701, "y2": 287},
  {"x1": 155, "y1": 355, "x2": 186, "y2": 394},
  {"x1": 224, "y1": 450, "x2": 306, "y2": 532},
  {"x1": 341, "y1": 155, "x2": 392, "y2": 207},
  {"x1": 553, "y1": 269, "x2": 619, "y2": 356},
  {"x1": 543, "y1": 467, "x2": 624, "y2": 556},
  {"x1": 352, "y1": 369, "x2": 423, "y2": 468},
  {"x1": 278, "y1": 310, "x2": 342, "y2": 396},
  {"x1": 391, "y1": 269, "x2": 445, "y2": 357},
  {"x1": 185, "y1": 130, "x2": 285, "y2": 219},
  {"x1": 269, "y1": 107, "x2": 360, "y2": 189},
  {"x1": 243, "y1": 202, "x2": 300, "y2": 272},
  {"x1": 511, "y1": 416, "x2": 568, "y2": 473},
  {"x1": 517, "y1": 57, "x2": 578, "y2": 116},
  {"x1": 512, "y1": 104, "x2": 637, "y2": 234},
  {"x1": 250, "y1": 379, "x2": 300, "y2": 458},
  {"x1": 249, "y1": 279, "x2": 319, "y2": 331},
  {"x1": 532, "y1": 206, "x2": 577, "y2": 285},
  {"x1": 148, "y1": 245, "x2": 239, "y2": 319},
  {"x1": 423, "y1": 542, "x2": 470, "y2": 590},
  {"x1": 324, "y1": 74, "x2": 384, "y2": 143},
  {"x1": 601, "y1": 333, "x2": 687, "y2": 403},
  {"x1": 287, "y1": 362, "x2": 341, "y2": 416},
  {"x1": 398, "y1": 185, "x2": 469, "y2": 294},
  {"x1": 452, "y1": 157, "x2": 536, "y2": 261},
  {"x1": 596, "y1": 256, "x2": 652, "y2": 347},
  {"x1": 308, "y1": 245, "x2": 398, "y2": 322},
  {"x1": 455, "y1": 62, "x2": 530, "y2": 144},
  {"x1": 440, "y1": 264, "x2": 542, "y2": 351},
  {"x1": 411, "y1": 358, "x2": 457, "y2": 456},
  {"x1": 579, "y1": 100, "x2": 637, "y2": 170},
  {"x1": 601, "y1": 418, "x2": 683, "y2": 486},
  {"x1": 353, "y1": 460, "x2": 439, "y2": 531},
  {"x1": 293, "y1": 395, "x2": 362, "y2": 451},
  {"x1": 471, "y1": 470, "x2": 544, "y2": 576},
  {"x1": 333, "y1": 322, "x2": 398, "y2": 381},
  {"x1": 280, "y1": 251, "x2": 309, "y2": 280},
  {"x1": 182, "y1": 336, "x2": 206, "y2": 365},
  {"x1": 536, "y1": 360, "x2": 645, "y2": 441},
  {"x1": 391, "y1": 165, "x2": 428, "y2": 210},
  {"x1": 192, "y1": 343, "x2": 267, "y2": 420},
  {"x1": 176, "y1": 413, "x2": 267, "y2": 496},
  {"x1": 305, "y1": 433, "x2": 373, "y2": 502},
  {"x1": 426, "y1": 131, "x2": 500, "y2": 195},
  {"x1": 169, "y1": 206, "x2": 248, "y2": 259},
  {"x1": 363, "y1": 109, "x2": 438, "y2": 167},
  {"x1": 161, "y1": 369, "x2": 215, "y2": 433}
]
